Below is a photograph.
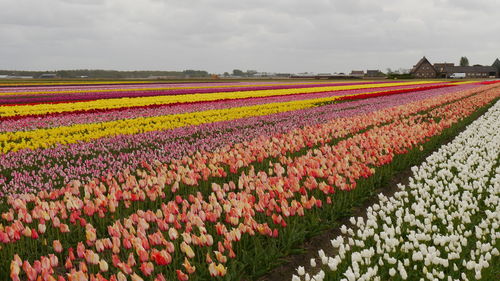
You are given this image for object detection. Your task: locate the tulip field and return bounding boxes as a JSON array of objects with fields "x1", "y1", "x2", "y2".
[
  {"x1": 0, "y1": 79, "x2": 499, "y2": 281},
  {"x1": 292, "y1": 98, "x2": 500, "y2": 281}
]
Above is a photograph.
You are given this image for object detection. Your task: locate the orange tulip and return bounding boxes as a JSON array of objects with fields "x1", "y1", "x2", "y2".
[
  {"x1": 176, "y1": 270, "x2": 189, "y2": 281},
  {"x1": 183, "y1": 258, "x2": 196, "y2": 274},
  {"x1": 65, "y1": 258, "x2": 73, "y2": 270},
  {"x1": 10, "y1": 259, "x2": 21, "y2": 281}
]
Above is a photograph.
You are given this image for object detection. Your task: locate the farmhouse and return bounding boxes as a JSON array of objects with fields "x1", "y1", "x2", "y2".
[
  {"x1": 410, "y1": 57, "x2": 438, "y2": 78},
  {"x1": 434, "y1": 62, "x2": 455, "y2": 73},
  {"x1": 39, "y1": 73, "x2": 57, "y2": 79},
  {"x1": 492, "y1": 58, "x2": 500, "y2": 77},
  {"x1": 349, "y1": 70, "x2": 365, "y2": 78},
  {"x1": 411, "y1": 57, "x2": 499, "y2": 78},
  {"x1": 365, "y1": 70, "x2": 385, "y2": 78}
]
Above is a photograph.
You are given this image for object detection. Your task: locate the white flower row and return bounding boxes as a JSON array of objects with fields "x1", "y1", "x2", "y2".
[{"x1": 292, "y1": 100, "x2": 500, "y2": 281}]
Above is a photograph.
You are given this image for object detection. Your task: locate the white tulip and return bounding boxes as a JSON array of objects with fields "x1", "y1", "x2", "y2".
[
  {"x1": 492, "y1": 248, "x2": 499, "y2": 256},
  {"x1": 343, "y1": 267, "x2": 356, "y2": 281},
  {"x1": 388, "y1": 268, "x2": 396, "y2": 277}
]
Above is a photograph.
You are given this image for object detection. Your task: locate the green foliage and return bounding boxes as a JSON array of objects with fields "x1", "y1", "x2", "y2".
[
  {"x1": 232, "y1": 69, "x2": 245, "y2": 76},
  {"x1": 387, "y1": 73, "x2": 413, "y2": 79},
  {"x1": 460, "y1": 56, "x2": 470, "y2": 67}
]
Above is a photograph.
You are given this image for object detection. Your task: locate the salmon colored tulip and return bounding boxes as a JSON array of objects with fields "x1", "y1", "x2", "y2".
[
  {"x1": 131, "y1": 273, "x2": 144, "y2": 281},
  {"x1": 53, "y1": 240, "x2": 63, "y2": 253},
  {"x1": 154, "y1": 273, "x2": 167, "y2": 281}
]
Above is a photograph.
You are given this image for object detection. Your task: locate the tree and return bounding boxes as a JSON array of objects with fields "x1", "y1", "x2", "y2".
[
  {"x1": 459, "y1": 57, "x2": 469, "y2": 67},
  {"x1": 232, "y1": 69, "x2": 244, "y2": 76}
]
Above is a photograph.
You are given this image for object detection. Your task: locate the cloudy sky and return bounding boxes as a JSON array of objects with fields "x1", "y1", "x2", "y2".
[{"x1": 1, "y1": 0, "x2": 499, "y2": 73}]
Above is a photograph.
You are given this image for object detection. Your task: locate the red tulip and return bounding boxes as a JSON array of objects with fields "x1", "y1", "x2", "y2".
[{"x1": 140, "y1": 262, "x2": 154, "y2": 276}]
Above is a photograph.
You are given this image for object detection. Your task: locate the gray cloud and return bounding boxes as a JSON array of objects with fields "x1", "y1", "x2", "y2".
[{"x1": 0, "y1": 0, "x2": 499, "y2": 73}]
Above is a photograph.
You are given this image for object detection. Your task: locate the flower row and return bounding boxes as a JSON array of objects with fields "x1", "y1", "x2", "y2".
[
  {"x1": 292, "y1": 100, "x2": 500, "y2": 281},
  {"x1": 0, "y1": 83, "x2": 453, "y2": 154},
  {"x1": 0, "y1": 81, "x2": 439, "y2": 118},
  {"x1": 0, "y1": 85, "x2": 479, "y2": 195},
  {"x1": 0, "y1": 82, "x2": 396, "y2": 105},
  {"x1": 0, "y1": 81, "x2": 392, "y2": 96},
  {"x1": 0, "y1": 83, "x2": 455, "y2": 132}
]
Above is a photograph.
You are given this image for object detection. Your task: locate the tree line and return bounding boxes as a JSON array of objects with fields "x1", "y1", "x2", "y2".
[{"x1": 0, "y1": 69, "x2": 210, "y2": 79}]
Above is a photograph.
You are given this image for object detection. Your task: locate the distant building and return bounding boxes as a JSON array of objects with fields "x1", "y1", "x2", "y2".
[
  {"x1": 39, "y1": 73, "x2": 57, "y2": 79},
  {"x1": 3, "y1": 75, "x2": 34, "y2": 79},
  {"x1": 410, "y1": 57, "x2": 438, "y2": 78},
  {"x1": 365, "y1": 70, "x2": 386, "y2": 78},
  {"x1": 433, "y1": 63, "x2": 454, "y2": 77},
  {"x1": 350, "y1": 70, "x2": 365, "y2": 78},
  {"x1": 442, "y1": 65, "x2": 497, "y2": 78},
  {"x1": 274, "y1": 73, "x2": 292, "y2": 77},
  {"x1": 253, "y1": 72, "x2": 270, "y2": 77},
  {"x1": 492, "y1": 58, "x2": 500, "y2": 77},
  {"x1": 147, "y1": 76, "x2": 180, "y2": 79},
  {"x1": 411, "y1": 57, "x2": 498, "y2": 78}
]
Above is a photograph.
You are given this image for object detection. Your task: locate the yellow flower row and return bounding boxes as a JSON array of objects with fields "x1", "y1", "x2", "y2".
[
  {"x1": 447, "y1": 81, "x2": 478, "y2": 85},
  {"x1": 0, "y1": 81, "x2": 440, "y2": 117},
  {"x1": 0, "y1": 88, "x2": 405, "y2": 153},
  {"x1": 0, "y1": 81, "x2": 376, "y2": 96}
]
